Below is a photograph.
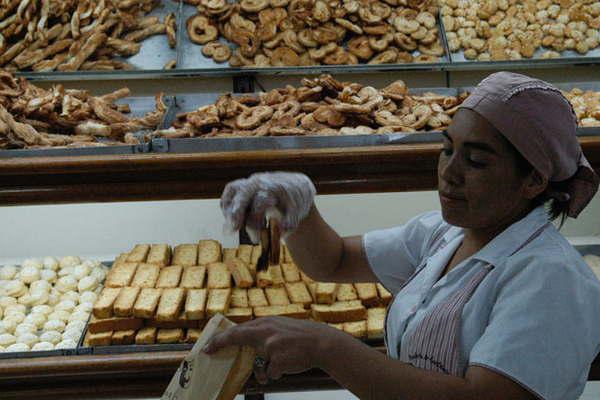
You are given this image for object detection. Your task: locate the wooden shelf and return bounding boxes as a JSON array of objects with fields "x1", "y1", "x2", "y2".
[
  {"x1": 1, "y1": 136, "x2": 599, "y2": 206},
  {"x1": 1, "y1": 347, "x2": 598, "y2": 399},
  {"x1": 0, "y1": 348, "x2": 376, "y2": 399}
]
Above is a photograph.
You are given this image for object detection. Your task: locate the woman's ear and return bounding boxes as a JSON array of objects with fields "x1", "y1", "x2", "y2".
[{"x1": 523, "y1": 170, "x2": 548, "y2": 200}]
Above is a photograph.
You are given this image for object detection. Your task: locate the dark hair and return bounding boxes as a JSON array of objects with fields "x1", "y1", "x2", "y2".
[{"x1": 513, "y1": 150, "x2": 570, "y2": 228}]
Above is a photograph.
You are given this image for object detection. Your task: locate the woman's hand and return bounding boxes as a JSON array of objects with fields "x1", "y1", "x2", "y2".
[
  {"x1": 220, "y1": 172, "x2": 316, "y2": 242},
  {"x1": 202, "y1": 316, "x2": 338, "y2": 384}
]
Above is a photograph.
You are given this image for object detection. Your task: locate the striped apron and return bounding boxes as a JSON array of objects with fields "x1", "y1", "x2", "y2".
[{"x1": 387, "y1": 221, "x2": 550, "y2": 377}]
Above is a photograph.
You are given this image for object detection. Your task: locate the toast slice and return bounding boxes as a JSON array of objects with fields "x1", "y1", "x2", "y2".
[
  {"x1": 105, "y1": 262, "x2": 138, "y2": 288},
  {"x1": 172, "y1": 244, "x2": 198, "y2": 267},
  {"x1": 253, "y1": 304, "x2": 310, "y2": 319},
  {"x1": 226, "y1": 258, "x2": 254, "y2": 288},
  {"x1": 231, "y1": 288, "x2": 249, "y2": 308},
  {"x1": 367, "y1": 307, "x2": 386, "y2": 340},
  {"x1": 248, "y1": 288, "x2": 268, "y2": 308},
  {"x1": 256, "y1": 269, "x2": 273, "y2": 288},
  {"x1": 146, "y1": 244, "x2": 171, "y2": 267},
  {"x1": 185, "y1": 328, "x2": 203, "y2": 343},
  {"x1": 268, "y1": 264, "x2": 285, "y2": 287},
  {"x1": 377, "y1": 283, "x2": 392, "y2": 306},
  {"x1": 315, "y1": 283, "x2": 339, "y2": 304},
  {"x1": 236, "y1": 244, "x2": 253, "y2": 264},
  {"x1": 207, "y1": 262, "x2": 232, "y2": 289},
  {"x1": 93, "y1": 287, "x2": 122, "y2": 318},
  {"x1": 86, "y1": 331, "x2": 113, "y2": 346},
  {"x1": 156, "y1": 288, "x2": 186, "y2": 322},
  {"x1": 222, "y1": 248, "x2": 238, "y2": 263},
  {"x1": 198, "y1": 239, "x2": 222, "y2": 264},
  {"x1": 354, "y1": 283, "x2": 380, "y2": 307},
  {"x1": 135, "y1": 327, "x2": 158, "y2": 345},
  {"x1": 343, "y1": 320, "x2": 367, "y2": 339},
  {"x1": 185, "y1": 289, "x2": 207, "y2": 320},
  {"x1": 111, "y1": 329, "x2": 136, "y2": 345},
  {"x1": 157, "y1": 328, "x2": 184, "y2": 344},
  {"x1": 284, "y1": 282, "x2": 312, "y2": 307},
  {"x1": 180, "y1": 266, "x2": 206, "y2": 289},
  {"x1": 126, "y1": 244, "x2": 150, "y2": 263},
  {"x1": 337, "y1": 284, "x2": 358, "y2": 301},
  {"x1": 156, "y1": 265, "x2": 183, "y2": 288},
  {"x1": 226, "y1": 307, "x2": 253, "y2": 323},
  {"x1": 311, "y1": 300, "x2": 367, "y2": 323},
  {"x1": 133, "y1": 288, "x2": 162, "y2": 319},
  {"x1": 88, "y1": 315, "x2": 144, "y2": 334},
  {"x1": 265, "y1": 286, "x2": 290, "y2": 306},
  {"x1": 281, "y1": 263, "x2": 300, "y2": 282},
  {"x1": 113, "y1": 286, "x2": 140, "y2": 317},
  {"x1": 130, "y1": 263, "x2": 160, "y2": 288},
  {"x1": 206, "y1": 288, "x2": 232, "y2": 317}
]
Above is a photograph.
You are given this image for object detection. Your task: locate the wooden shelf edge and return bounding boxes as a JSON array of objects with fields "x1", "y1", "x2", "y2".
[{"x1": 0, "y1": 137, "x2": 599, "y2": 205}]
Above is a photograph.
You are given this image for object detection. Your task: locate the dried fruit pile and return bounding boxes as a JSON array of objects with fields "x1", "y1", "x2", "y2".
[
  {"x1": 186, "y1": 0, "x2": 445, "y2": 66},
  {"x1": 156, "y1": 74, "x2": 464, "y2": 138},
  {"x1": 0, "y1": 71, "x2": 167, "y2": 149},
  {"x1": 0, "y1": 0, "x2": 176, "y2": 72}
]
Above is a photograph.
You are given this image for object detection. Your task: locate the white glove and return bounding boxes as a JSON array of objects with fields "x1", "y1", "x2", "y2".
[{"x1": 220, "y1": 172, "x2": 316, "y2": 242}]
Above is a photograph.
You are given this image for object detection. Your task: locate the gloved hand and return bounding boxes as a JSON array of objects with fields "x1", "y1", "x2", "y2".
[{"x1": 220, "y1": 172, "x2": 316, "y2": 242}]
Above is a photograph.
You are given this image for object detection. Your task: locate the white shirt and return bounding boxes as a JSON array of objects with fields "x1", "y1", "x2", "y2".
[{"x1": 363, "y1": 206, "x2": 600, "y2": 400}]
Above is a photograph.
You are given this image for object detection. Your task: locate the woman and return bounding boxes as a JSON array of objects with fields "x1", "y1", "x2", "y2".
[{"x1": 204, "y1": 72, "x2": 600, "y2": 400}]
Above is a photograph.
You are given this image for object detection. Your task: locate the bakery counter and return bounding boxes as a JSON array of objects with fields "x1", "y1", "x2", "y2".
[
  {"x1": 0, "y1": 348, "x2": 379, "y2": 399},
  {"x1": 1, "y1": 346, "x2": 599, "y2": 399}
]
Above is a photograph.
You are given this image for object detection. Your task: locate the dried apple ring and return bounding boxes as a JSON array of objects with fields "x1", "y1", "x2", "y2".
[
  {"x1": 257, "y1": 21, "x2": 277, "y2": 41},
  {"x1": 313, "y1": 106, "x2": 346, "y2": 127},
  {"x1": 313, "y1": 1, "x2": 332, "y2": 23},
  {"x1": 236, "y1": 106, "x2": 274, "y2": 129},
  {"x1": 323, "y1": 47, "x2": 350, "y2": 64},
  {"x1": 308, "y1": 42, "x2": 337, "y2": 60},
  {"x1": 369, "y1": 33, "x2": 393, "y2": 52},
  {"x1": 312, "y1": 26, "x2": 338, "y2": 44},
  {"x1": 335, "y1": 18, "x2": 362, "y2": 34},
  {"x1": 367, "y1": 48, "x2": 397, "y2": 64},
  {"x1": 240, "y1": 0, "x2": 269, "y2": 13},
  {"x1": 348, "y1": 36, "x2": 374, "y2": 60},
  {"x1": 270, "y1": 46, "x2": 300, "y2": 66},
  {"x1": 393, "y1": 32, "x2": 417, "y2": 51},
  {"x1": 187, "y1": 15, "x2": 218, "y2": 44},
  {"x1": 394, "y1": 17, "x2": 420, "y2": 34},
  {"x1": 298, "y1": 29, "x2": 318, "y2": 47},
  {"x1": 416, "y1": 11, "x2": 436, "y2": 29},
  {"x1": 363, "y1": 23, "x2": 390, "y2": 36},
  {"x1": 232, "y1": 30, "x2": 261, "y2": 57},
  {"x1": 202, "y1": 41, "x2": 232, "y2": 63}
]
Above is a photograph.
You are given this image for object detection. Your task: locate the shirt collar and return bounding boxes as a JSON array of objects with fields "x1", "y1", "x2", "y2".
[{"x1": 459, "y1": 206, "x2": 550, "y2": 267}]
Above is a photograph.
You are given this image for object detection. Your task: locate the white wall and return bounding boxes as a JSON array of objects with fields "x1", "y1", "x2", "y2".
[{"x1": 1, "y1": 190, "x2": 598, "y2": 264}]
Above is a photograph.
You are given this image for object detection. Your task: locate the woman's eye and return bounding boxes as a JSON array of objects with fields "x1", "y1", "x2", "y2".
[{"x1": 468, "y1": 158, "x2": 486, "y2": 168}]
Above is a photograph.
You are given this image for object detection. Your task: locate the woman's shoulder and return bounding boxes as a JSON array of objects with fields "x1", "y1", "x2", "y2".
[{"x1": 501, "y1": 227, "x2": 600, "y2": 294}]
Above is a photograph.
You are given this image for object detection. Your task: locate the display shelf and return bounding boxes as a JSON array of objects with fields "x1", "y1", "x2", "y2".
[
  {"x1": 16, "y1": 56, "x2": 600, "y2": 81},
  {"x1": 1, "y1": 136, "x2": 599, "y2": 206},
  {"x1": 0, "y1": 347, "x2": 598, "y2": 399}
]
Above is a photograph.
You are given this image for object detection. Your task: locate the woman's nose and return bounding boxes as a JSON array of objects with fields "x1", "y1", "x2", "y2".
[{"x1": 439, "y1": 153, "x2": 463, "y2": 185}]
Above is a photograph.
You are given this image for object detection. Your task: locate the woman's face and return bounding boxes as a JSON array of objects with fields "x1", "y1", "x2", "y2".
[{"x1": 438, "y1": 109, "x2": 536, "y2": 230}]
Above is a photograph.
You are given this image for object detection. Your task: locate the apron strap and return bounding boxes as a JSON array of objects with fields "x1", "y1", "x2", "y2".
[{"x1": 400, "y1": 265, "x2": 492, "y2": 376}]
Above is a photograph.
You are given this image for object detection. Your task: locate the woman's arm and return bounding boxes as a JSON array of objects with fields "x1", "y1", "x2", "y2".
[
  {"x1": 204, "y1": 317, "x2": 536, "y2": 400},
  {"x1": 317, "y1": 329, "x2": 536, "y2": 400},
  {"x1": 286, "y1": 205, "x2": 378, "y2": 283}
]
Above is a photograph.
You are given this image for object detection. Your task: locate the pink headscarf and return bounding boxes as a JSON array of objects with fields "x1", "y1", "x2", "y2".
[{"x1": 459, "y1": 71, "x2": 599, "y2": 218}]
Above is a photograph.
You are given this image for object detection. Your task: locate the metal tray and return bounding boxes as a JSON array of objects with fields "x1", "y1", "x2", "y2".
[
  {"x1": 152, "y1": 88, "x2": 455, "y2": 153},
  {"x1": 0, "y1": 95, "x2": 175, "y2": 158},
  {"x1": 439, "y1": 13, "x2": 600, "y2": 65},
  {"x1": 0, "y1": 262, "x2": 85, "y2": 359},
  {"x1": 177, "y1": 2, "x2": 449, "y2": 72}
]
